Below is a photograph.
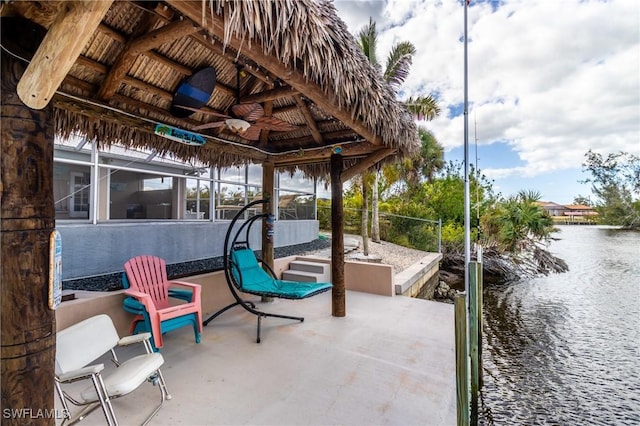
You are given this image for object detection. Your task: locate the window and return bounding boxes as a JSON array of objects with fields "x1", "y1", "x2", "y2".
[
  {"x1": 54, "y1": 163, "x2": 91, "y2": 220},
  {"x1": 110, "y1": 171, "x2": 174, "y2": 219},
  {"x1": 185, "y1": 178, "x2": 211, "y2": 219},
  {"x1": 277, "y1": 171, "x2": 316, "y2": 220},
  {"x1": 54, "y1": 139, "x2": 318, "y2": 223}
]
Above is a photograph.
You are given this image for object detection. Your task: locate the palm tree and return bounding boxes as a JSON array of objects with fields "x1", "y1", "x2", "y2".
[
  {"x1": 357, "y1": 18, "x2": 441, "y2": 245},
  {"x1": 401, "y1": 127, "x2": 445, "y2": 189}
]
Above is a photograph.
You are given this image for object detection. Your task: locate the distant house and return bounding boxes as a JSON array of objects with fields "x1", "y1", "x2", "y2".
[
  {"x1": 563, "y1": 204, "x2": 599, "y2": 223},
  {"x1": 536, "y1": 201, "x2": 598, "y2": 224},
  {"x1": 536, "y1": 201, "x2": 566, "y2": 217}
]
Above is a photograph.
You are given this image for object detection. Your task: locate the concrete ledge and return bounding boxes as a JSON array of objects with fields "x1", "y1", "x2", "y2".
[{"x1": 394, "y1": 253, "x2": 443, "y2": 297}]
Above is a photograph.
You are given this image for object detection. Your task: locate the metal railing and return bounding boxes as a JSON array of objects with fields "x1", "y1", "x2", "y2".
[{"x1": 318, "y1": 206, "x2": 442, "y2": 253}]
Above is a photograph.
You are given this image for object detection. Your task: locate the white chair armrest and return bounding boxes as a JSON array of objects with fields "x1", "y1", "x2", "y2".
[
  {"x1": 57, "y1": 363, "x2": 104, "y2": 382},
  {"x1": 118, "y1": 333, "x2": 152, "y2": 347}
]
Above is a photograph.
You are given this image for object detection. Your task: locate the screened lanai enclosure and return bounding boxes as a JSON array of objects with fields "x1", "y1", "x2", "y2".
[{"x1": 0, "y1": 0, "x2": 420, "y2": 420}]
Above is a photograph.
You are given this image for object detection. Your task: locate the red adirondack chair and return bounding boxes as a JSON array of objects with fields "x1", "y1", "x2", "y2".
[{"x1": 123, "y1": 255, "x2": 202, "y2": 349}]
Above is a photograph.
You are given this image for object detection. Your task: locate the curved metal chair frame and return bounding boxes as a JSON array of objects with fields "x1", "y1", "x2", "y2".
[
  {"x1": 54, "y1": 314, "x2": 171, "y2": 426},
  {"x1": 203, "y1": 199, "x2": 332, "y2": 343}
]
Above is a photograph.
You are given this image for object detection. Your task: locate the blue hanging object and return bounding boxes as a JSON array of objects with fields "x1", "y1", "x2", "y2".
[{"x1": 170, "y1": 67, "x2": 216, "y2": 118}]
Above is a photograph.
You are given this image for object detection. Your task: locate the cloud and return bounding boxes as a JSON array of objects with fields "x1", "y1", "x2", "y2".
[{"x1": 333, "y1": 0, "x2": 640, "y2": 188}]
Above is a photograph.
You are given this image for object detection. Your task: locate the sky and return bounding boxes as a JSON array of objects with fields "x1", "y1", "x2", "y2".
[{"x1": 331, "y1": 0, "x2": 640, "y2": 205}]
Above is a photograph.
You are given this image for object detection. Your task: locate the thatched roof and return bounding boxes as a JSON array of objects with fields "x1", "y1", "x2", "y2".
[{"x1": 3, "y1": 0, "x2": 420, "y2": 178}]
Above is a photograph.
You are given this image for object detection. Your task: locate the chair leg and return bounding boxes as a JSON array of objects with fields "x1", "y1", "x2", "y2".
[
  {"x1": 202, "y1": 300, "x2": 256, "y2": 326},
  {"x1": 92, "y1": 373, "x2": 118, "y2": 426},
  {"x1": 254, "y1": 311, "x2": 304, "y2": 343},
  {"x1": 141, "y1": 368, "x2": 171, "y2": 426},
  {"x1": 193, "y1": 319, "x2": 201, "y2": 344},
  {"x1": 257, "y1": 315, "x2": 262, "y2": 343}
]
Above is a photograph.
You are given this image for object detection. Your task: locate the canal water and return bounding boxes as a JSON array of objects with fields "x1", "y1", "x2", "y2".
[{"x1": 479, "y1": 225, "x2": 640, "y2": 425}]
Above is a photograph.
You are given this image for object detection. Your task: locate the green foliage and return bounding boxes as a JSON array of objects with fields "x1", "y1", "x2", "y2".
[
  {"x1": 382, "y1": 219, "x2": 439, "y2": 252},
  {"x1": 399, "y1": 127, "x2": 445, "y2": 190},
  {"x1": 322, "y1": 156, "x2": 565, "y2": 267},
  {"x1": 404, "y1": 95, "x2": 441, "y2": 121},
  {"x1": 317, "y1": 198, "x2": 331, "y2": 230},
  {"x1": 573, "y1": 195, "x2": 592, "y2": 206},
  {"x1": 481, "y1": 190, "x2": 555, "y2": 252},
  {"x1": 581, "y1": 150, "x2": 640, "y2": 228},
  {"x1": 441, "y1": 222, "x2": 466, "y2": 250},
  {"x1": 318, "y1": 194, "x2": 364, "y2": 235}
]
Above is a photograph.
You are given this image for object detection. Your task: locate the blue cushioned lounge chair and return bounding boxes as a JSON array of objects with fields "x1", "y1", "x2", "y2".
[{"x1": 203, "y1": 199, "x2": 332, "y2": 343}]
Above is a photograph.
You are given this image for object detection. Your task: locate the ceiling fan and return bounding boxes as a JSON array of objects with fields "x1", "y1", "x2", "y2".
[{"x1": 184, "y1": 65, "x2": 298, "y2": 141}]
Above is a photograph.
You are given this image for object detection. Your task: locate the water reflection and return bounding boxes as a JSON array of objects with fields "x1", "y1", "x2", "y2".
[{"x1": 479, "y1": 226, "x2": 640, "y2": 425}]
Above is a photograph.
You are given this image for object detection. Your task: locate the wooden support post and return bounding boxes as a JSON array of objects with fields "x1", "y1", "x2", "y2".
[
  {"x1": 476, "y1": 261, "x2": 484, "y2": 389},
  {"x1": 330, "y1": 154, "x2": 345, "y2": 317},
  {"x1": 261, "y1": 163, "x2": 275, "y2": 267},
  {"x1": 469, "y1": 261, "x2": 481, "y2": 424},
  {"x1": 454, "y1": 294, "x2": 470, "y2": 426},
  {"x1": 1, "y1": 17, "x2": 57, "y2": 424}
]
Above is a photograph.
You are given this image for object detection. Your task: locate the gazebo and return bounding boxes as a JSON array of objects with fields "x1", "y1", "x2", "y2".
[{"x1": 0, "y1": 0, "x2": 419, "y2": 419}]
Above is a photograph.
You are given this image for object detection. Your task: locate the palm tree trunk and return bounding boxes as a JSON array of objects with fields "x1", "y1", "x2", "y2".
[
  {"x1": 361, "y1": 178, "x2": 369, "y2": 256},
  {"x1": 371, "y1": 169, "x2": 381, "y2": 243}
]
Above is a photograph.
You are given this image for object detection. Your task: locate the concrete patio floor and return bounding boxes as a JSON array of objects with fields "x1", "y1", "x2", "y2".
[{"x1": 55, "y1": 290, "x2": 456, "y2": 425}]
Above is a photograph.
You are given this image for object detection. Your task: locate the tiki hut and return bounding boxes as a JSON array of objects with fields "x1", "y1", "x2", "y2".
[{"x1": 1, "y1": 0, "x2": 420, "y2": 417}]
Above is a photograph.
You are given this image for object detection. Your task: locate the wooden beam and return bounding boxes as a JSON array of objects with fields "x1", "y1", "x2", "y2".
[
  {"x1": 17, "y1": 0, "x2": 114, "y2": 109},
  {"x1": 76, "y1": 55, "x2": 108, "y2": 73},
  {"x1": 259, "y1": 83, "x2": 275, "y2": 147},
  {"x1": 272, "y1": 106, "x2": 295, "y2": 116},
  {"x1": 294, "y1": 95, "x2": 323, "y2": 145},
  {"x1": 76, "y1": 53, "x2": 235, "y2": 99},
  {"x1": 270, "y1": 128, "x2": 362, "y2": 147},
  {"x1": 340, "y1": 148, "x2": 396, "y2": 182},
  {"x1": 166, "y1": 0, "x2": 383, "y2": 146},
  {"x1": 274, "y1": 142, "x2": 377, "y2": 167},
  {"x1": 259, "y1": 100, "x2": 273, "y2": 146},
  {"x1": 240, "y1": 86, "x2": 297, "y2": 104},
  {"x1": 97, "y1": 19, "x2": 200, "y2": 100},
  {"x1": 98, "y1": 22, "x2": 126, "y2": 44},
  {"x1": 189, "y1": 32, "x2": 274, "y2": 85},
  {"x1": 142, "y1": 50, "x2": 193, "y2": 75},
  {"x1": 123, "y1": 76, "x2": 173, "y2": 100},
  {"x1": 129, "y1": 19, "x2": 200, "y2": 51}
]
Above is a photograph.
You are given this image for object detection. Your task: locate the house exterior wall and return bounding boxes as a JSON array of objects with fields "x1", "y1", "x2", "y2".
[{"x1": 57, "y1": 220, "x2": 319, "y2": 280}]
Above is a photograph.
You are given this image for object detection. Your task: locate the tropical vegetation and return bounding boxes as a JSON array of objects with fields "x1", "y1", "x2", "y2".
[
  {"x1": 580, "y1": 150, "x2": 640, "y2": 229},
  {"x1": 355, "y1": 18, "x2": 441, "y2": 253},
  {"x1": 319, "y1": 159, "x2": 568, "y2": 285}
]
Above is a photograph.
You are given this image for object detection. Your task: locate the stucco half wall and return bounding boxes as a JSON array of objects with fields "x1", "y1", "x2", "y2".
[{"x1": 56, "y1": 255, "x2": 394, "y2": 335}]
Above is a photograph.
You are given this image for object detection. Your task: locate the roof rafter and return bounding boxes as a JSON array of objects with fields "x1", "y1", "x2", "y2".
[
  {"x1": 166, "y1": 0, "x2": 382, "y2": 147},
  {"x1": 294, "y1": 95, "x2": 323, "y2": 145},
  {"x1": 97, "y1": 19, "x2": 200, "y2": 100}
]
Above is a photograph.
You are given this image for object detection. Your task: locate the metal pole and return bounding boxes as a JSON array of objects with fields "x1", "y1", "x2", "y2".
[
  {"x1": 463, "y1": 2, "x2": 473, "y2": 423},
  {"x1": 463, "y1": 0, "x2": 471, "y2": 296}
]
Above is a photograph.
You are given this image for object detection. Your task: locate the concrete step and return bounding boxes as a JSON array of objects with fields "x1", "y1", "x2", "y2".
[
  {"x1": 282, "y1": 269, "x2": 324, "y2": 283},
  {"x1": 288, "y1": 260, "x2": 328, "y2": 275}
]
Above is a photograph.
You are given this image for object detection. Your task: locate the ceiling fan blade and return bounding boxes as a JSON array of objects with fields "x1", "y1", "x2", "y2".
[
  {"x1": 193, "y1": 121, "x2": 227, "y2": 131},
  {"x1": 175, "y1": 105, "x2": 230, "y2": 119},
  {"x1": 231, "y1": 103, "x2": 264, "y2": 122},
  {"x1": 253, "y1": 116, "x2": 298, "y2": 132},
  {"x1": 237, "y1": 125, "x2": 261, "y2": 141}
]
